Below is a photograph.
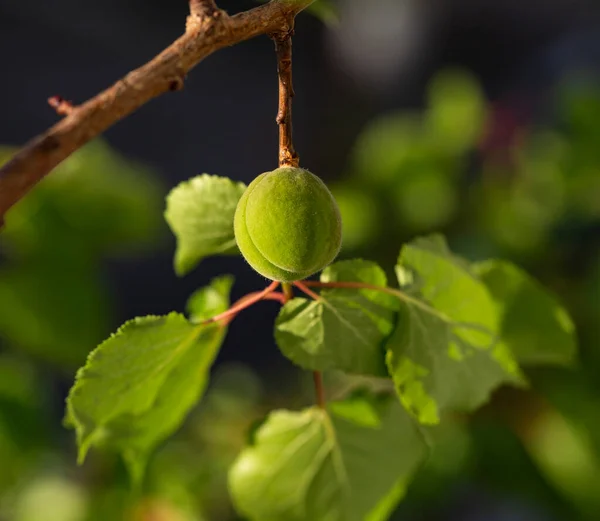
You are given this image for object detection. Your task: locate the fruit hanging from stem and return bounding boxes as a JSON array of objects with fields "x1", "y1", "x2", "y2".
[{"x1": 234, "y1": 166, "x2": 342, "y2": 282}]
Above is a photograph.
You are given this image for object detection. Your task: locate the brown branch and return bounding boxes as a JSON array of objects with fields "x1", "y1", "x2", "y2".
[
  {"x1": 271, "y1": 25, "x2": 299, "y2": 168},
  {"x1": 189, "y1": 0, "x2": 218, "y2": 17},
  {"x1": 187, "y1": 0, "x2": 219, "y2": 32},
  {"x1": 48, "y1": 96, "x2": 74, "y2": 116},
  {"x1": 0, "y1": 0, "x2": 314, "y2": 222}
]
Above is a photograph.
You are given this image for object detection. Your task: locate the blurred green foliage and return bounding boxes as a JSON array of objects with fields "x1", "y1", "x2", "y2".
[
  {"x1": 331, "y1": 68, "x2": 600, "y2": 520},
  {"x1": 0, "y1": 141, "x2": 166, "y2": 519},
  {"x1": 306, "y1": 0, "x2": 339, "y2": 25},
  {"x1": 0, "y1": 141, "x2": 164, "y2": 367},
  {"x1": 1, "y1": 66, "x2": 600, "y2": 521}
]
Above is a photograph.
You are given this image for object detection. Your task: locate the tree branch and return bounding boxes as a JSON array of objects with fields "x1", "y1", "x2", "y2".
[
  {"x1": 189, "y1": 0, "x2": 218, "y2": 17},
  {"x1": 0, "y1": 0, "x2": 314, "y2": 222},
  {"x1": 187, "y1": 0, "x2": 219, "y2": 32},
  {"x1": 47, "y1": 96, "x2": 74, "y2": 116}
]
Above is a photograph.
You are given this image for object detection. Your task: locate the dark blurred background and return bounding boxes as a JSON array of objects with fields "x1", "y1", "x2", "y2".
[{"x1": 1, "y1": 0, "x2": 600, "y2": 520}]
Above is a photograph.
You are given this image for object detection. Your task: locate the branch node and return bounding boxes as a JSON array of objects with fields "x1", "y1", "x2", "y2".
[
  {"x1": 168, "y1": 68, "x2": 187, "y2": 92},
  {"x1": 189, "y1": 0, "x2": 218, "y2": 17},
  {"x1": 187, "y1": 0, "x2": 225, "y2": 33},
  {"x1": 48, "y1": 96, "x2": 75, "y2": 116}
]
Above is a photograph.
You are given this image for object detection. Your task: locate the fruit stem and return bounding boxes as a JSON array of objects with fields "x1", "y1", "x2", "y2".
[
  {"x1": 272, "y1": 24, "x2": 299, "y2": 168},
  {"x1": 313, "y1": 371, "x2": 326, "y2": 409},
  {"x1": 281, "y1": 282, "x2": 294, "y2": 302},
  {"x1": 204, "y1": 280, "x2": 280, "y2": 326}
]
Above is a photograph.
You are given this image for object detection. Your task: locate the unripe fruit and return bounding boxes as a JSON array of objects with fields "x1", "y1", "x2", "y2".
[{"x1": 234, "y1": 167, "x2": 342, "y2": 282}]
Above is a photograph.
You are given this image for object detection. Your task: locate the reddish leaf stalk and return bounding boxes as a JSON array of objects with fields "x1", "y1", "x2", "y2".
[
  {"x1": 300, "y1": 279, "x2": 400, "y2": 297},
  {"x1": 265, "y1": 292, "x2": 288, "y2": 306},
  {"x1": 313, "y1": 371, "x2": 326, "y2": 409},
  {"x1": 205, "y1": 280, "x2": 280, "y2": 326},
  {"x1": 293, "y1": 280, "x2": 322, "y2": 301},
  {"x1": 293, "y1": 280, "x2": 328, "y2": 408}
]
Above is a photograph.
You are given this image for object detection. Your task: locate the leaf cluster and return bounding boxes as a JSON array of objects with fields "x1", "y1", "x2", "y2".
[{"x1": 64, "y1": 173, "x2": 577, "y2": 520}]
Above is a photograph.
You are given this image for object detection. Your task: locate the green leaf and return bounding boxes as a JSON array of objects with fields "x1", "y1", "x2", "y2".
[
  {"x1": 474, "y1": 260, "x2": 577, "y2": 366},
  {"x1": 165, "y1": 175, "x2": 246, "y2": 276},
  {"x1": 386, "y1": 235, "x2": 524, "y2": 425},
  {"x1": 275, "y1": 260, "x2": 399, "y2": 376},
  {"x1": 186, "y1": 275, "x2": 234, "y2": 323},
  {"x1": 229, "y1": 391, "x2": 427, "y2": 521},
  {"x1": 66, "y1": 277, "x2": 232, "y2": 481}
]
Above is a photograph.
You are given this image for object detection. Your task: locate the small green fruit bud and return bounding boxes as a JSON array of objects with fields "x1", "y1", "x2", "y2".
[{"x1": 234, "y1": 167, "x2": 342, "y2": 282}]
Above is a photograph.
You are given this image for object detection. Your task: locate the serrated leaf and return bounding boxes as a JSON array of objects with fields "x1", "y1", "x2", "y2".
[
  {"x1": 386, "y1": 235, "x2": 524, "y2": 425},
  {"x1": 66, "y1": 277, "x2": 232, "y2": 481},
  {"x1": 229, "y1": 391, "x2": 427, "y2": 521},
  {"x1": 275, "y1": 260, "x2": 399, "y2": 376},
  {"x1": 474, "y1": 260, "x2": 577, "y2": 366},
  {"x1": 165, "y1": 175, "x2": 246, "y2": 276}
]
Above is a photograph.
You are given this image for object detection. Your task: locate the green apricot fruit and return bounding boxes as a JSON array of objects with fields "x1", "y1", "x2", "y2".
[{"x1": 234, "y1": 167, "x2": 342, "y2": 282}]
